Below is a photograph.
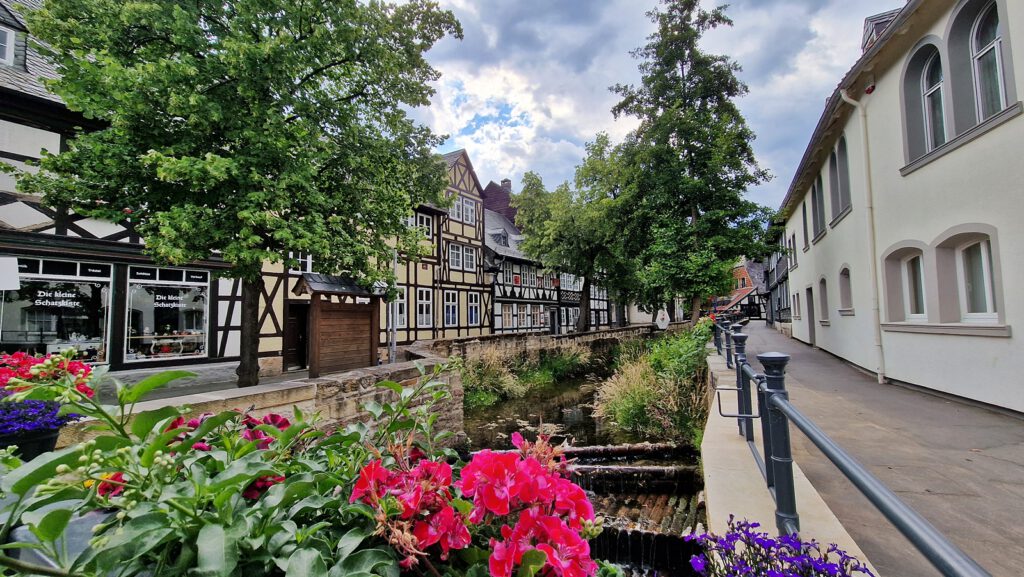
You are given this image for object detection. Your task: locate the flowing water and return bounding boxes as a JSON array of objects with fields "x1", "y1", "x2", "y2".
[{"x1": 463, "y1": 377, "x2": 704, "y2": 576}]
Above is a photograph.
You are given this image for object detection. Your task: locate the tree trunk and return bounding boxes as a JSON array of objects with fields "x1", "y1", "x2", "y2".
[
  {"x1": 576, "y1": 276, "x2": 591, "y2": 333},
  {"x1": 236, "y1": 276, "x2": 262, "y2": 388},
  {"x1": 666, "y1": 299, "x2": 676, "y2": 323},
  {"x1": 690, "y1": 295, "x2": 702, "y2": 325}
]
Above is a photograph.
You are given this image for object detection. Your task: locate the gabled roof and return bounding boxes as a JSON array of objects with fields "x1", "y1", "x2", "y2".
[
  {"x1": 0, "y1": 0, "x2": 63, "y2": 106},
  {"x1": 292, "y1": 273, "x2": 372, "y2": 297},
  {"x1": 779, "y1": 0, "x2": 926, "y2": 216},
  {"x1": 483, "y1": 208, "x2": 533, "y2": 262},
  {"x1": 716, "y1": 287, "x2": 757, "y2": 312}
]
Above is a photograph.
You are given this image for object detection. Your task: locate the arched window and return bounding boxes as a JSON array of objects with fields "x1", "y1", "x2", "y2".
[
  {"x1": 972, "y1": 2, "x2": 1005, "y2": 121},
  {"x1": 933, "y1": 226, "x2": 1003, "y2": 324},
  {"x1": 818, "y1": 278, "x2": 829, "y2": 322},
  {"x1": 829, "y1": 136, "x2": 852, "y2": 220},
  {"x1": 882, "y1": 243, "x2": 929, "y2": 323},
  {"x1": 958, "y1": 239, "x2": 996, "y2": 320},
  {"x1": 839, "y1": 267, "x2": 853, "y2": 312},
  {"x1": 922, "y1": 53, "x2": 946, "y2": 150},
  {"x1": 810, "y1": 176, "x2": 826, "y2": 238}
]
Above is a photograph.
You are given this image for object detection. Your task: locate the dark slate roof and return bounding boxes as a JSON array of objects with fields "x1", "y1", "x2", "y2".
[
  {"x1": 745, "y1": 260, "x2": 767, "y2": 294},
  {"x1": 0, "y1": 0, "x2": 63, "y2": 105},
  {"x1": 483, "y1": 208, "x2": 533, "y2": 262},
  {"x1": 442, "y1": 149, "x2": 465, "y2": 169},
  {"x1": 293, "y1": 273, "x2": 372, "y2": 297}
]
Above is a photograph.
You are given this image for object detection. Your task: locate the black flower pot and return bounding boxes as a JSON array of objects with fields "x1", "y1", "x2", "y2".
[{"x1": 0, "y1": 427, "x2": 60, "y2": 461}]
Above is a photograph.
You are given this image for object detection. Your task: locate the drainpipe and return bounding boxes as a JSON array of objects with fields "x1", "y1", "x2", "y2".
[{"x1": 840, "y1": 89, "x2": 886, "y2": 384}]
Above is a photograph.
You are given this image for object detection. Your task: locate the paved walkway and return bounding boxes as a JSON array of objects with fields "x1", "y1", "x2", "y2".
[{"x1": 739, "y1": 323, "x2": 1024, "y2": 577}]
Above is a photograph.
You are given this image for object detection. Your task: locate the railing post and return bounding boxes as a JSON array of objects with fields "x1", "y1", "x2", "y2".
[
  {"x1": 723, "y1": 322, "x2": 733, "y2": 369},
  {"x1": 733, "y1": 333, "x2": 754, "y2": 442},
  {"x1": 713, "y1": 320, "x2": 722, "y2": 354},
  {"x1": 758, "y1": 351, "x2": 799, "y2": 536}
]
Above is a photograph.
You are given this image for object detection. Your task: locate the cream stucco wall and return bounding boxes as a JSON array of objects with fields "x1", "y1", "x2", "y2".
[{"x1": 783, "y1": 0, "x2": 1024, "y2": 412}]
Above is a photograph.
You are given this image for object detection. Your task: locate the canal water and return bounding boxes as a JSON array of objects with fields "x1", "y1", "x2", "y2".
[
  {"x1": 463, "y1": 375, "x2": 704, "y2": 576},
  {"x1": 463, "y1": 377, "x2": 642, "y2": 451}
]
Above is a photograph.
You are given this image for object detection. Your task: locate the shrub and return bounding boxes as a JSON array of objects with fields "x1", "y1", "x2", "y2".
[
  {"x1": 461, "y1": 342, "x2": 596, "y2": 408},
  {"x1": 461, "y1": 348, "x2": 529, "y2": 403},
  {"x1": 594, "y1": 321, "x2": 713, "y2": 444}
]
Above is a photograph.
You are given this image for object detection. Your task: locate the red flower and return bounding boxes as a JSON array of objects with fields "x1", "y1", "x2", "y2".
[
  {"x1": 97, "y1": 472, "x2": 126, "y2": 497},
  {"x1": 75, "y1": 382, "x2": 95, "y2": 399},
  {"x1": 261, "y1": 413, "x2": 291, "y2": 431},
  {"x1": 242, "y1": 427, "x2": 274, "y2": 450},
  {"x1": 553, "y1": 477, "x2": 595, "y2": 530},
  {"x1": 412, "y1": 505, "x2": 470, "y2": 559},
  {"x1": 456, "y1": 450, "x2": 520, "y2": 522},
  {"x1": 535, "y1": 516, "x2": 598, "y2": 577},
  {"x1": 242, "y1": 475, "x2": 285, "y2": 499},
  {"x1": 350, "y1": 460, "x2": 392, "y2": 505}
]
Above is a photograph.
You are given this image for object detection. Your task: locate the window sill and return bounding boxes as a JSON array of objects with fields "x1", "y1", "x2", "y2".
[
  {"x1": 811, "y1": 231, "x2": 826, "y2": 245},
  {"x1": 789, "y1": 263, "x2": 799, "y2": 271},
  {"x1": 829, "y1": 206, "x2": 852, "y2": 229},
  {"x1": 838, "y1": 308, "x2": 855, "y2": 316},
  {"x1": 901, "y1": 101, "x2": 1023, "y2": 176},
  {"x1": 881, "y1": 322, "x2": 1012, "y2": 338},
  {"x1": 819, "y1": 320, "x2": 831, "y2": 326},
  {"x1": 802, "y1": 246, "x2": 809, "y2": 253}
]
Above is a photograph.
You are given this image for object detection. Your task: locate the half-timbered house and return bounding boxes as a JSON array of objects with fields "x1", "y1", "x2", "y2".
[
  {"x1": 0, "y1": 0, "x2": 288, "y2": 376},
  {"x1": 483, "y1": 209, "x2": 558, "y2": 333}
]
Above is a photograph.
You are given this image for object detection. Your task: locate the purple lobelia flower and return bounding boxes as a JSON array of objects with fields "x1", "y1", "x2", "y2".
[{"x1": 0, "y1": 391, "x2": 82, "y2": 436}]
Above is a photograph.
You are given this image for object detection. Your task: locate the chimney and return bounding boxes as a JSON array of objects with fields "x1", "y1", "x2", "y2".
[{"x1": 501, "y1": 178, "x2": 512, "y2": 192}]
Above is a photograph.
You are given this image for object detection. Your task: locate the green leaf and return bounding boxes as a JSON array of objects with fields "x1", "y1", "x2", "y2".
[
  {"x1": 3, "y1": 436, "x2": 128, "y2": 495},
  {"x1": 131, "y1": 406, "x2": 182, "y2": 440},
  {"x1": 179, "y1": 411, "x2": 240, "y2": 450},
  {"x1": 362, "y1": 401, "x2": 384, "y2": 419},
  {"x1": 287, "y1": 548, "x2": 328, "y2": 577},
  {"x1": 208, "y1": 456, "x2": 277, "y2": 491},
  {"x1": 517, "y1": 549, "x2": 548, "y2": 577},
  {"x1": 192, "y1": 523, "x2": 239, "y2": 577},
  {"x1": 341, "y1": 549, "x2": 394, "y2": 576},
  {"x1": 23, "y1": 508, "x2": 73, "y2": 542},
  {"x1": 141, "y1": 428, "x2": 188, "y2": 467},
  {"x1": 336, "y1": 526, "x2": 369, "y2": 560},
  {"x1": 376, "y1": 380, "x2": 403, "y2": 396},
  {"x1": 80, "y1": 513, "x2": 174, "y2": 571},
  {"x1": 466, "y1": 563, "x2": 490, "y2": 577},
  {"x1": 120, "y1": 370, "x2": 195, "y2": 404}
]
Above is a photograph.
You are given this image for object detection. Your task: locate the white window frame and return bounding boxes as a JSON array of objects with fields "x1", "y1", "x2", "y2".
[
  {"x1": 416, "y1": 288, "x2": 433, "y2": 328},
  {"x1": 0, "y1": 27, "x2": 13, "y2": 66},
  {"x1": 902, "y1": 254, "x2": 928, "y2": 321},
  {"x1": 416, "y1": 213, "x2": 433, "y2": 237},
  {"x1": 956, "y1": 240, "x2": 997, "y2": 322},
  {"x1": 518, "y1": 305, "x2": 528, "y2": 328},
  {"x1": 468, "y1": 293, "x2": 480, "y2": 326},
  {"x1": 393, "y1": 287, "x2": 407, "y2": 328},
  {"x1": 448, "y1": 243, "x2": 463, "y2": 270},
  {"x1": 921, "y1": 52, "x2": 947, "y2": 151},
  {"x1": 444, "y1": 290, "x2": 459, "y2": 327},
  {"x1": 502, "y1": 304, "x2": 513, "y2": 329},
  {"x1": 462, "y1": 198, "x2": 476, "y2": 225},
  {"x1": 502, "y1": 262, "x2": 513, "y2": 285},
  {"x1": 463, "y1": 246, "x2": 476, "y2": 271},
  {"x1": 971, "y1": 1, "x2": 1006, "y2": 122},
  {"x1": 288, "y1": 251, "x2": 314, "y2": 275},
  {"x1": 451, "y1": 195, "x2": 464, "y2": 222}
]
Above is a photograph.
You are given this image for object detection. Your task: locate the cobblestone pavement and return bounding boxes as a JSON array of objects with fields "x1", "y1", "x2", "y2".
[{"x1": 739, "y1": 322, "x2": 1024, "y2": 577}]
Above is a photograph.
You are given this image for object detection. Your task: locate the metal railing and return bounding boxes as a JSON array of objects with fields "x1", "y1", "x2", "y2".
[{"x1": 711, "y1": 317, "x2": 992, "y2": 577}]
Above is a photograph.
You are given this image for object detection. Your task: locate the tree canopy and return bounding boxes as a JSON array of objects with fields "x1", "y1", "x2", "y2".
[
  {"x1": 611, "y1": 0, "x2": 774, "y2": 320},
  {"x1": 17, "y1": 0, "x2": 462, "y2": 384}
]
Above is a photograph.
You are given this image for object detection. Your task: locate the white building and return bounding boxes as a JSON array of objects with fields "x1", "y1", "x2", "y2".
[{"x1": 780, "y1": 0, "x2": 1023, "y2": 412}]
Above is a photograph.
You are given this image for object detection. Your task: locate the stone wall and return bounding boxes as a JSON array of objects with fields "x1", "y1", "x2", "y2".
[
  {"x1": 422, "y1": 322, "x2": 692, "y2": 362},
  {"x1": 57, "y1": 356, "x2": 462, "y2": 448}
]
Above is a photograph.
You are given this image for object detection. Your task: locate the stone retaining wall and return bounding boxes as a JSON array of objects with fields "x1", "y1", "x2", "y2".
[
  {"x1": 57, "y1": 356, "x2": 462, "y2": 448},
  {"x1": 422, "y1": 322, "x2": 692, "y2": 361}
]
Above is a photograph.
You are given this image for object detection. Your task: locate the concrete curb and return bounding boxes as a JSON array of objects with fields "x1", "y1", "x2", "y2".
[{"x1": 700, "y1": 347, "x2": 879, "y2": 575}]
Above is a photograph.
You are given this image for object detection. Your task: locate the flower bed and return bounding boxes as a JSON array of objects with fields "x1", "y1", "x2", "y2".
[{"x1": 0, "y1": 355, "x2": 611, "y2": 577}]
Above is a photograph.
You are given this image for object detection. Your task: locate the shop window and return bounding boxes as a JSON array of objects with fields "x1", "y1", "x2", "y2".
[
  {"x1": 1, "y1": 258, "x2": 112, "y2": 362},
  {"x1": 125, "y1": 266, "x2": 209, "y2": 362}
]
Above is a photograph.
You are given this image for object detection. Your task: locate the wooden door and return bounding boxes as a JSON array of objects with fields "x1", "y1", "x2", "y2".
[
  {"x1": 283, "y1": 302, "x2": 309, "y2": 370},
  {"x1": 309, "y1": 297, "x2": 379, "y2": 377}
]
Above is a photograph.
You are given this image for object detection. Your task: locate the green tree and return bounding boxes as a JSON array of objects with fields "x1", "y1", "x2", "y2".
[
  {"x1": 17, "y1": 0, "x2": 461, "y2": 386},
  {"x1": 513, "y1": 134, "x2": 628, "y2": 332},
  {"x1": 612, "y1": 0, "x2": 773, "y2": 322}
]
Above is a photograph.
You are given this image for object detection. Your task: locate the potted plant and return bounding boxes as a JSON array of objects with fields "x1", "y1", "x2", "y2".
[{"x1": 0, "y1": 350, "x2": 91, "y2": 460}]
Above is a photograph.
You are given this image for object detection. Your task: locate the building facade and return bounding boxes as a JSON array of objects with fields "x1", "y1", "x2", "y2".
[
  {"x1": 779, "y1": 0, "x2": 1023, "y2": 412},
  {"x1": 0, "y1": 0, "x2": 266, "y2": 373}
]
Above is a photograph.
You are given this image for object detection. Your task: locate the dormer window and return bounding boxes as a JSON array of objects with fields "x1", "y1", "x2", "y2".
[{"x1": 0, "y1": 26, "x2": 15, "y2": 66}]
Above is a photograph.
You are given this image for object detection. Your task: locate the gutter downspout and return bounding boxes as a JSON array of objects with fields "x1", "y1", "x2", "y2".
[{"x1": 840, "y1": 89, "x2": 886, "y2": 384}]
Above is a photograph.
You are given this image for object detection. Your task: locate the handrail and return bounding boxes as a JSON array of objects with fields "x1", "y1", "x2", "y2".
[{"x1": 711, "y1": 318, "x2": 992, "y2": 577}]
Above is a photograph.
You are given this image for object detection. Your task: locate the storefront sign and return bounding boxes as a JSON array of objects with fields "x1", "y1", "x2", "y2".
[
  {"x1": 153, "y1": 293, "x2": 187, "y2": 308},
  {"x1": 33, "y1": 288, "x2": 82, "y2": 309}
]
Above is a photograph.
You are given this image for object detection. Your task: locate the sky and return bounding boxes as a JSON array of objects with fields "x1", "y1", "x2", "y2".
[{"x1": 412, "y1": 0, "x2": 900, "y2": 211}]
